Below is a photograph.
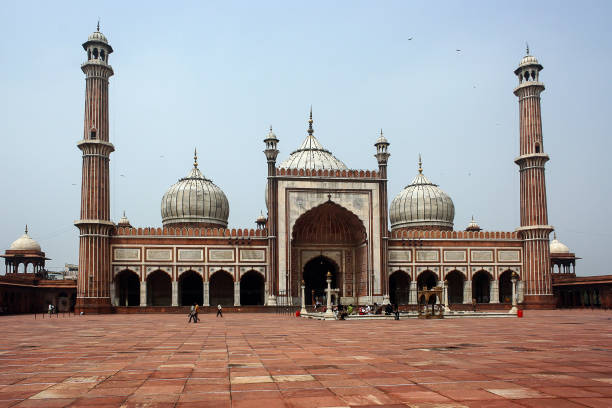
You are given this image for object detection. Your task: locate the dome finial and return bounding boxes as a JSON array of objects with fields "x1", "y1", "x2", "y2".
[
  {"x1": 123, "y1": 210, "x2": 126, "y2": 217},
  {"x1": 25, "y1": 224, "x2": 28, "y2": 235},
  {"x1": 526, "y1": 42, "x2": 530, "y2": 55},
  {"x1": 97, "y1": 19, "x2": 100, "y2": 32},
  {"x1": 193, "y1": 148, "x2": 198, "y2": 168},
  {"x1": 308, "y1": 106, "x2": 314, "y2": 136},
  {"x1": 418, "y1": 154, "x2": 423, "y2": 174},
  {"x1": 553, "y1": 231, "x2": 557, "y2": 240}
]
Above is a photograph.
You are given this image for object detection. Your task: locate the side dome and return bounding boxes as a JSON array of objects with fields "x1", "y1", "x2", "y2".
[
  {"x1": 161, "y1": 151, "x2": 229, "y2": 228},
  {"x1": 390, "y1": 157, "x2": 455, "y2": 231},
  {"x1": 278, "y1": 109, "x2": 347, "y2": 171},
  {"x1": 550, "y1": 233, "x2": 570, "y2": 254},
  {"x1": 9, "y1": 226, "x2": 42, "y2": 252}
]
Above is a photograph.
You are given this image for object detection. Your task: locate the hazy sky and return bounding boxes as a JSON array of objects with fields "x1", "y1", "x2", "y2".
[{"x1": 1, "y1": 1, "x2": 611, "y2": 276}]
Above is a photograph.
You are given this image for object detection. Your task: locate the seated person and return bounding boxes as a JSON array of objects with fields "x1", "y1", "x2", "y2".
[{"x1": 385, "y1": 303, "x2": 393, "y2": 315}]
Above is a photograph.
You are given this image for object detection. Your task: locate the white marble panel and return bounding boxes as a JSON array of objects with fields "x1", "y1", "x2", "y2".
[
  {"x1": 498, "y1": 250, "x2": 520, "y2": 262},
  {"x1": 444, "y1": 250, "x2": 466, "y2": 262},
  {"x1": 114, "y1": 248, "x2": 140, "y2": 261},
  {"x1": 240, "y1": 249, "x2": 265, "y2": 262},
  {"x1": 389, "y1": 250, "x2": 411, "y2": 262},
  {"x1": 210, "y1": 249, "x2": 235, "y2": 262},
  {"x1": 146, "y1": 249, "x2": 172, "y2": 261},
  {"x1": 471, "y1": 250, "x2": 493, "y2": 262},
  {"x1": 416, "y1": 250, "x2": 439, "y2": 262},
  {"x1": 178, "y1": 249, "x2": 203, "y2": 261}
]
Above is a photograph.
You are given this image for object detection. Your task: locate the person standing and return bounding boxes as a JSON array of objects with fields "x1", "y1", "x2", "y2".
[{"x1": 216, "y1": 304, "x2": 223, "y2": 318}]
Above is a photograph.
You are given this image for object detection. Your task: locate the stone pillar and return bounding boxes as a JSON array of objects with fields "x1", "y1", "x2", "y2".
[
  {"x1": 234, "y1": 281, "x2": 241, "y2": 306},
  {"x1": 443, "y1": 280, "x2": 450, "y2": 312},
  {"x1": 203, "y1": 281, "x2": 210, "y2": 306},
  {"x1": 324, "y1": 272, "x2": 335, "y2": 319},
  {"x1": 109, "y1": 282, "x2": 116, "y2": 306},
  {"x1": 518, "y1": 280, "x2": 525, "y2": 303},
  {"x1": 510, "y1": 274, "x2": 518, "y2": 314},
  {"x1": 300, "y1": 280, "x2": 307, "y2": 315},
  {"x1": 490, "y1": 280, "x2": 499, "y2": 303},
  {"x1": 463, "y1": 280, "x2": 472, "y2": 304},
  {"x1": 171, "y1": 281, "x2": 178, "y2": 307},
  {"x1": 140, "y1": 280, "x2": 147, "y2": 307},
  {"x1": 409, "y1": 281, "x2": 417, "y2": 305}
]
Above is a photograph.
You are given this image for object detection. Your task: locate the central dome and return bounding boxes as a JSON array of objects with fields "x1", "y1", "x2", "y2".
[
  {"x1": 278, "y1": 109, "x2": 347, "y2": 171},
  {"x1": 161, "y1": 151, "x2": 229, "y2": 228},
  {"x1": 390, "y1": 157, "x2": 455, "y2": 231}
]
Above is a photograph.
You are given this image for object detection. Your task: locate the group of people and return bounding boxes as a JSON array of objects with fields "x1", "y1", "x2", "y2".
[
  {"x1": 188, "y1": 303, "x2": 224, "y2": 323},
  {"x1": 332, "y1": 302, "x2": 400, "y2": 320}
]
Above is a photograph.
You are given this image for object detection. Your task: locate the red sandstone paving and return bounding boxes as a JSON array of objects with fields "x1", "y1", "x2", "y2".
[{"x1": 0, "y1": 310, "x2": 611, "y2": 407}]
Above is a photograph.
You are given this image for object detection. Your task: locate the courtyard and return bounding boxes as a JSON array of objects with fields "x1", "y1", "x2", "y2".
[{"x1": 0, "y1": 311, "x2": 611, "y2": 408}]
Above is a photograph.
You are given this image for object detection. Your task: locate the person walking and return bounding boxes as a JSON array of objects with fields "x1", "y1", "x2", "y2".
[
  {"x1": 188, "y1": 303, "x2": 197, "y2": 323},
  {"x1": 216, "y1": 304, "x2": 223, "y2": 318},
  {"x1": 194, "y1": 303, "x2": 200, "y2": 322}
]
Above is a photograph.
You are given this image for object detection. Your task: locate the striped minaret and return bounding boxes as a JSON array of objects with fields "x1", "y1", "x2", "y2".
[
  {"x1": 513, "y1": 47, "x2": 555, "y2": 308},
  {"x1": 75, "y1": 24, "x2": 115, "y2": 314}
]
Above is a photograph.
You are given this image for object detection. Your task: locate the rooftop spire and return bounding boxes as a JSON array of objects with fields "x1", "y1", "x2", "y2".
[
  {"x1": 25, "y1": 224, "x2": 28, "y2": 235},
  {"x1": 307, "y1": 106, "x2": 314, "y2": 137},
  {"x1": 193, "y1": 148, "x2": 198, "y2": 168},
  {"x1": 526, "y1": 42, "x2": 530, "y2": 55},
  {"x1": 418, "y1": 154, "x2": 423, "y2": 174},
  {"x1": 97, "y1": 19, "x2": 100, "y2": 32}
]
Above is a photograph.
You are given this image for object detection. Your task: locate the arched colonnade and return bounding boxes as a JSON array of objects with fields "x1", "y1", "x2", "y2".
[
  {"x1": 388, "y1": 268, "x2": 521, "y2": 305},
  {"x1": 113, "y1": 268, "x2": 265, "y2": 307}
]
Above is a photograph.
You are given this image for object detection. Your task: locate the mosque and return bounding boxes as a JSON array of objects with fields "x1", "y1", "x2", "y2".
[{"x1": 54, "y1": 28, "x2": 591, "y2": 313}]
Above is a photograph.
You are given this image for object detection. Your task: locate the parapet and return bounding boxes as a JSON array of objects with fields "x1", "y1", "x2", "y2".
[
  {"x1": 114, "y1": 226, "x2": 268, "y2": 238},
  {"x1": 390, "y1": 229, "x2": 519, "y2": 240},
  {"x1": 276, "y1": 168, "x2": 379, "y2": 179}
]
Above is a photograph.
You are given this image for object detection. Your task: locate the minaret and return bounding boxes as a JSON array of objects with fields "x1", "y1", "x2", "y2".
[
  {"x1": 263, "y1": 125, "x2": 279, "y2": 305},
  {"x1": 374, "y1": 130, "x2": 390, "y2": 304},
  {"x1": 75, "y1": 24, "x2": 115, "y2": 313},
  {"x1": 513, "y1": 46, "x2": 554, "y2": 307}
]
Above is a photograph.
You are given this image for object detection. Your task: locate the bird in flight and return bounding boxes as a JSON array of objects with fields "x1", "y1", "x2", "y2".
[
  {"x1": 456, "y1": 49, "x2": 461, "y2": 52},
  {"x1": 408, "y1": 37, "x2": 413, "y2": 41}
]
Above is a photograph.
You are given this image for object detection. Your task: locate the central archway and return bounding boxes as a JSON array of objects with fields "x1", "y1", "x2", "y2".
[{"x1": 292, "y1": 201, "x2": 367, "y2": 302}]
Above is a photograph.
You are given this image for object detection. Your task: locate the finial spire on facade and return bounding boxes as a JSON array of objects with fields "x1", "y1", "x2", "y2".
[
  {"x1": 418, "y1": 154, "x2": 423, "y2": 174},
  {"x1": 308, "y1": 106, "x2": 314, "y2": 136},
  {"x1": 123, "y1": 210, "x2": 126, "y2": 217},
  {"x1": 25, "y1": 224, "x2": 28, "y2": 235},
  {"x1": 97, "y1": 19, "x2": 100, "y2": 32},
  {"x1": 526, "y1": 42, "x2": 530, "y2": 55},
  {"x1": 553, "y1": 232, "x2": 557, "y2": 240},
  {"x1": 193, "y1": 148, "x2": 198, "y2": 168},
  {"x1": 380, "y1": 128, "x2": 384, "y2": 137}
]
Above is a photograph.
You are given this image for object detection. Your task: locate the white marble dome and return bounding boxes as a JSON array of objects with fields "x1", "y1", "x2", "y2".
[
  {"x1": 390, "y1": 160, "x2": 455, "y2": 231},
  {"x1": 518, "y1": 54, "x2": 540, "y2": 68},
  {"x1": 9, "y1": 227, "x2": 41, "y2": 252},
  {"x1": 550, "y1": 234, "x2": 570, "y2": 254},
  {"x1": 161, "y1": 155, "x2": 229, "y2": 228},
  {"x1": 278, "y1": 111, "x2": 347, "y2": 171},
  {"x1": 88, "y1": 30, "x2": 109, "y2": 44}
]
